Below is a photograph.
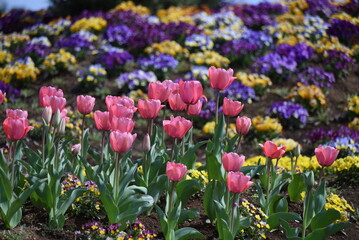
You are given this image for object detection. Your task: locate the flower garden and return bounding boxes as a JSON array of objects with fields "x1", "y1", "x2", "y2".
[{"x1": 0, "y1": 0, "x2": 359, "y2": 239}]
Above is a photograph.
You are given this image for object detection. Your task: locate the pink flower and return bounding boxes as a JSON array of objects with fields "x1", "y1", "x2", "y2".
[
  {"x1": 222, "y1": 98, "x2": 244, "y2": 117},
  {"x1": 77, "y1": 95, "x2": 95, "y2": 115},
  {"x1": 227, "y1": 172, "x2": 253, "y2": 193},
  {"x1": 168, "y1": 93, "x2": 187, "y2": 111},
  {"x1": 94, "y1": 111, "x2": 110, "y2": 131},
  {"x1": 108, "y1": 104, "x2": 135, "y2": 121},
  {"x1": 42, "y1": 95, "x2": 66, "y2": 114},
  {"x1": 315, "y1": 145, "x2": 339, "y2": 167},
  {"x1": 163, "y1": 80, "x2": 179, "y2": 93},
  {"x1": 60, "y1": 109, "x2": 70, "y2": 122},
  {"x1": 259, "y1": 141, "x2": 286, "y2": 159},
  {"x1": 0, "y1": 90, "x2": 6, "y2": 104},
  {"x1": 166, "y1": 162, "x2": 187, "y2": 182},
  {"x1": 111, "y1": 117, "x2": 135, "y2": 132},
  {"x1": 222, "y1": 152, "x2": 245, "y2": 172},
  {"x1": 3, "y1": 117, "x2": 33, "y2": 141},
  {"x1": 209, "y1": 66, "x2": 236, "y2": 90},
  {"x1": 148, "y1": 81, "x2": 171, "y2": 103},
  {"x1": 6, "y1": 109, "x2": 28, "y2": 119},
  {"x1": 39, "y1": 86, "x2": 63, "y2": 108},
  {"x1": 109, "y1": 131, "x2": 137, "y2": 153},
  {"x1": 187, "y1": 100, "x2": 203, "y2": 116},
  {"x1": 179, "y1": 80, "x2": 206, "y2": 104},
  {"x1": 105, "y1": 96, "x2": 136, "y2": 111},
  {"x1": 71, "y1": 144, "x2": 81, "y2": 155},
  {"x1": 235, "y1": 116, "x2": 251, "y2": 135},
  {"x1": 163, "y1": 115, "x2": 192, "y2": 139},
  {"x1": 138, "y1": 99, "x2": 164, "y2": 119}
]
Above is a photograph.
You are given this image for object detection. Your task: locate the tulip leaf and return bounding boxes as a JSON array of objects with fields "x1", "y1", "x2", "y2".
[
  {"x1": 213, "y1": 114, "x2": 225, "y2": 154},
  {"x1": 175, "y1": 180, "x2": 200, "y2": 207},
  {"x1": 175, "y1": 227, "x2": 204, "y2": 240},
  {"x1": 310, "y1": 209, "x2": 341, "y2": 230},
  {"x1": 305, "y1": 222, "x2": 351, "y2": 240},
  {"x1": 314, "y1": 181, "x2": 326, "y2": 215},
  {"x1": 288, "y1": 173, "x2": 306, "y2": 202},
  {"x1": 178, "y1": 208, "x2": 200, "y2": 225},
  {"x1": 267, "y1": 212, "x2": 302, "y2": 229},
  {"x1": 205, "y1": 151, "x2": 223, "y2": 181},
  {"x1": 181, "y1": 140, "x2": 208, "y2": 169},
  {"x1": 147, "y1": 174, "x2": 167, "y2": 204},
  {"x1": 279, "y1": 219, "x2": 301, "y2": 239}
]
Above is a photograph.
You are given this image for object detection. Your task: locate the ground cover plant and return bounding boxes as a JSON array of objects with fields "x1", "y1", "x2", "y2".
[{"x1": 0, "y1": 0, "x2": 359, "y2": 239}]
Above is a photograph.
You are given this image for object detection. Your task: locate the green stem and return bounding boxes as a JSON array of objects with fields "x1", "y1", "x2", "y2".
[
  {"x1": 302, "y1": 188, "x2": 311, "y2": 239},
  {"x1": 10, "y1": 141, "x2": 16, "y2": 189},
  {"x1": 54, "y1": 138, "x2": 60, "y2": 170},
  {"x1": 182, "y1": 137, "x2": 185, "y2": 155},
  {"x1": 168, "y1": 181, "x2": 176, "y2": 214},
  {"x1": 100, "y1": 131, "x2": 106, "y2": 164},
  {"x1": 318, "y1": 166, "x2": 324, "y2": 186},
  {"x1": 170, "y1": 138, "x2": 176, "y2": 162},
  {"x1": 80, "y1": 114, "x2": 86, "y2": 158},
  {"x1": 162, "y1": 108, "x2": 166, "y2": 148},
  {"x1": 225, "y1": 115, "x2": 229, "y2": 139},
  {"x1": 266, "y1": 157, "x2": 271, "y2": 204},
  {"x1": 230, "y1": 193, "x2": 237, "y2": 234},
  {"x1": 215, "y1": 91, "x2": 220, "y2": 124},
  {"x1": 190, "y1": 117, "x2": 193, "y2": 145},
  {"x1": 114, "y1": 152, "x2": 120, "y2": 197},
  {"x1": 236, "y1": 134, "x2": 242, "y2": 154},
  {"x1": 42, "y1": 124, "x2": 46, "y2": 167}
]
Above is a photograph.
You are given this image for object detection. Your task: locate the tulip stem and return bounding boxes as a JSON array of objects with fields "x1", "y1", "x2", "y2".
[
  {"x1": 162, "y1": 108, "x2": 166, "y2": 148},
  {"x1": 190, "y1": 117, "x2": 194, "y2": 145},
  {"x1": 215, "y1": 91, "x2": 220, "y2": 124},
  {"x1": 266, "y1": 157, "x2": 271, "y2": 203},
  {"x1": 114, "y1": 152, "x2": 120, "y2": 197},
  {"x1": 170, "y1": 138, "x2": 176, "y2": 162},
  {"x1": 54, "y1": 137, "x2": 60, "y2": 170},
  {"x1": 80, "y1": 114, "x2": 86, "y2": 158},
  {"x1": 168, "y1": 181, "x2": 176, "y2": 214},
  {"x1": 42, "y1": 124, "x2": 46, "y2": 167},
  {"x1": 230, "y1": 193, "x2": 237, "y2": 233},
  {"x1": 182, "y1": 138, "x2": 185, "y2": 155},
  {"x1": 236, "y1": 134, "x2": 242, "y2": 154},
  {"x1": 10, "y1": 141, "x2": 16, "y2": 189},
  {"x1": 225, "y1": 115, "x2": 229, "y2": 139},
  {"x1": 318, "y1": 166, "x2": 324, "y2": 186},
  {"x1": 100, "y1": 131, "x2": 106, "y2": 164}
]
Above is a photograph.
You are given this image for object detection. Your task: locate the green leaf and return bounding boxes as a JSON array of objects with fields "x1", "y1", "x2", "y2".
[
  {"x1": 279, "y1": 219, "x2": 301, "y2": 239},
  {"x1": 305, "y1": 222, "x2": 351, "y2": 240},
  {"x1": 267, "y1": 212, "x2": 302, "y2": 229},
  {"x1": 155, "y1": 205, "x2": 168, "y2": 235},
  {"x1": 212, "y1": 114, "x2": 225, "y2": 154},
  {"x1": 314, "y1": 181, "x2": 326, "y2": 215},
  {"x1": 273, "y1": 197, "x2": 288, "y2": 213},
  {"x1": 288, "y1": 173, "x2": 306, "y2": 202},
  {"x1": 205, "y1": 151, "x2": 223, "y2": 181},
  {"x1": 310, "y1": 209, "x2": 341, "y2": 230},
  {"x1": 240, "y1": 165, "x2": 265, "y2": 178},
  {"x1": 181, "y1": 141, "x2": 208, "y2": 169},
  {"x1": 178, "y1": 208, "x2": 199, "y2": 225},
  {"x1": 175, "y1": 227, "x2": 204, "y2": 240},
  {"x1": 175, "y1": 180, "x2": 200, "y2": 207},
  {"x1": 0, "y1": 167, "x2": 12, "y2": 201},
  {"x1": 57, "y1": 188, "x2": 86, "y2": 216}
]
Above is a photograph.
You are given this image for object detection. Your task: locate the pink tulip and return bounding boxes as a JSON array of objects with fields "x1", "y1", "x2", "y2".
[
  {"x1": 39, "y1": 86, "x2": 63, "y2": 108},
  {"x1": 0, "y1": 90, "x2": 6, "y2": 104},
  {"x1": 109, "y1": 104, "x2": 135, "y2": 120},
  {"x1": 169, "y1": 93, "x2": 187, "y2": 111},
  {"x1": 3, "y1": 117, "x2": 33, "y2": 140},
  {"x1": 209, "y1": 66, "x2": 236, "y2": 90},
  {"x1": 94, "y1": 111, "x2": 110, "y2": 131},
  {"x1": 42, "y1": 95, "x2": 66, "y2": 114},
  {"x1": 227, "y1": 172, "x2": 253, "y2": 193},
  {"x1": 236, "y1": 116, "x2": 251, "y2": 135},
  {"x1": 222, "y1": 152, "x2": 245, "y2": 172},
  {"x1": 71, "y1": 144, "x2": 81, "y2": 155},
  {"x1": 187, "y1": 100, "x2": 203, "y2": 116},
  {"x1": 60, "y1": 109, "x2": 70, "y2": 122},
  {"x1": 166, "y1": 162, "x2": 187, "y2": 182},
  {"x1": 259, "y1": 141, "x2": 286, "y2": 159},
  {"x1": 106, "y1": 96, "x2": 136, "y2": 111},
  {"x1": 6, "y1": 109, "x2": 28, "y2": 119},
  {"x1": 163, "y1": 80, "x2": 179, "y2": 93},
  {"x1": 138, "y1": 99, "x2": 164, "y2": 119},
  {"x1": 179, "y1": 80, "x2": 206, "y2": 104},
  {"x1": 148, "y1": 81, "x2": 171, "y2": 102},
  {"x1": 315, "y1": 145, "x2": 339, "y2": 167},
  {"x1": 77, "y1": 95, "x2": 95, "y2": 115},
  {"x1": 109, "y1": 131, "x2": 137, "y2": 153},
  {"x1": 223, "y1": 98, "x2": 244, "y2": 117},
  {"x1": 111, "y1": 117, "x2": 135, "y2": 132},
  {"x1": 163, "y1": 115, "x2": 192, "y2": 139}
]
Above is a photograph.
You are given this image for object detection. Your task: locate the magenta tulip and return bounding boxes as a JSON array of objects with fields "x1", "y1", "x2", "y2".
[
  {"x1": 222, "y1": 152, "x2": 245, "y2": 172},
  {"x1": 111, "y1": 117, "x2": 135, "y2": 133},
  {"x1": 39, "y1": 86, "x2": 63, "y2": 108},
  {"x1": 6, "y1": 109, "x2": 28, "y2": 119},
  {"x1": 148, "y1": 81, "x2": 171, "y2": 103},
  {"x1": 138, "y1": 99, "x2": 164, "y2": 119},
  {"x1": 223, "y1": 98, "x2": 244, "y2": 117},
  {"x1": 187, "y1": 100, "x2": 203, "y2": 116},
  {"x1": 236, "y1": 116, "x2": 251, "y2": 135},
  {"x1": 163, "y1": 115, "x2": 192, "y2": 139},
  {"x1": 315, "y1": 145, "x2": 339, "y2": 167},
  {"x1": 166, "y1": 162, "x2": 187, "y2": 182},
  {"x1": 42, "y1": 95, "x2": 66, "y2": 114},
  {"x1": 94, "y1": 111, "x2": 110, "y2": 131},
  {"x1": 259, "y1": 141, "x2": 286, "y2": 159},
  {"x1": 209, "y1": 66, "x2": 236, "y2": 90},
  {"x1": 179, "y1": 80, "x2": 205, "y2": 104},
  {"x1": 3, "y1": 117, "x2": 33, "y2": 141},
  {"x1": 168, "y1": 93, "x2": 187, "y2": 111},
  {"x1": 77, "y1": 95, "x2": 95, "y2": 115},
  {"x1": 227, "y1": 171, "x2": 253, "y2": 193},
  {"x1": 109, "y1": 131, "x2": 137, "y2": 153}
]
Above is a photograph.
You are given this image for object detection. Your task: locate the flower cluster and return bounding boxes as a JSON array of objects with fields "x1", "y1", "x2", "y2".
[
  {"x1": 0, "y1": 50, "x2": 13, "y2": 66},
  {"x1": 323, "y1": 137, "x2": 359, "y2": 157},
  {"x1": 113, "y1": 1, "x2": 150, "y2": 16},
  {"x1": 55, "y1": 33, "x2": 95, "y2": 54},
  {"x1": 185, "y1": 34, "x2": 214, "y2": 52},
  {"x1": 184, "y1": 65, "x2": 209, "y2": 82},
  {"x1": 145, "y1": 40, "x2": 189, "y2": 58},
  {"x1": 297, "y1": 67, "x2": 335, "y2": 88},
  {"x1": 78, "y1": 219, "x2": 157, "y2": 239},
  {"x1": 186, "y1": 163, "x2": 209, "y2": 187},
  {"x1": 157, "y1": 6, "x2": 197, "y2": 24},
  {"x1": 307, "y1": 126, "x2": 359, "y2": 144},
  {"x1": 116, "y1": 70, "x2": 157, "y2": 92},
  {"x1": 269, "y1": 101, "x2": 309, "y2": 128},
  {"x1": 202, "y1": 121, "x2": 236, "y2": 138},
  {"x1": 97, "y1": 47, "x2": 134, "y2": 73},
  {"x1": 42, "y1": 49, "x2": 77, "y2": 73},
  {"x1": 272, "y1": 138, "x2": 300, "y2": 152},
  {"x1": 0, "y1": 57, "x2": 40, "y2": 84},
  {"x1": 325, "y1": 193, "x2": 355, "y2": 222},
  {"x1": 348, "y1": 117, "x2": 359, "y2": 131},
  {"x1": 286, "y1": 83, "x2": 327, "y2": 112},
  {"x1": 104, "y1": 24, "x2": 133, "y2": 45},
  {"x1": 76, "y1": 64, "x2": 107, "y2": 88},
  {"x1": 252, "y1": 115, "x2": 283, "y2": 140},
  {"x1": 138, "y1": 54, "x2": 178, "y2": 73},
  {"x1": 199, "y1": 100, "x2": 222, "y2": 119},
  {"x1": 327, "y1": 19, "x2": 359, "y2": 47},
  {"x1": 222, "y1": 81, "x2": 256, "y2": 104},
  {"x1": 16, "y1": 42, "x2": 50, "y2": 63},
  {"x1": 189, "y1": 51, "x2": 230, "y2": 68},
  {"x1": 70, "y1": 17, "x2": 107, "y2": 33},
  {"x1": 0, "y1": 33, "x2": 30, "y2": 50},
  {"x1": 322, "y1": 50, "x2": 353, "y2": 79},
  {"x1": 236, "y1": 72, "x2": 272, "y2": 96},
  {"x1": 0, "y1": 81, "x2": 21, "y2": 101},
  {"x1": 346, "y1": 95, "x2": 359, "y2": 115}
]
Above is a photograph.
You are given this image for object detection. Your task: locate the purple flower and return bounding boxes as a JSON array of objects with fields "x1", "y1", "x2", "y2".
[
  {"x1": 116, "y1": 69, "x2": 157, "y2": 91},
  {"x1": 305, "y1": 0, "x2": 338, "y2": 18},
  {"x1": 0, "y1": 82, "x2": 21, "y2": 101},
  {"x1": 16, "y1": 43, "x2": 50, "y2": 58},
  {"x1": 297, "y1": 67, "x2": 335, "y2": 88},
  {"x1": 307, "y1": 126, "x2": 359, "y2": 144},
  {"x1": 221, "y1": 81, "x2": 256, "y2": 103},
  {"x1": 137, "y1": 54, "x2": 178, "y2": 71},
  {"x1": 97, "y1": 49, "x2": 134, "y2": 70},
  {"x1": 104, "y1": 25, "x2": 133, "y2": 45},
  {"x1": 327, "y1": 19, "x2": 359, "y2": 46},
  {"x1": 199, "y1": 99, "x2": 222, "y2": 119},
  {"x1": 275, "y1": 43, "x2": 314, "y2": 63},
  {"x1": 269, "y1": 101, "x2": 308, "y2": 127},
  {"x1": 323, "y1": 50, "x2": 353, "y2": 78}
]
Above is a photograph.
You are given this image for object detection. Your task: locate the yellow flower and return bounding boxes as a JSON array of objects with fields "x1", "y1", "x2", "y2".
[
  {"x1": 346, "y1": 95, "x2": 359, "y2": 114},
  {"x1": 157, "y1": 6, "x2": 199, "y2": 24},
  {"x1": 252, "y1": 116, "x2": 283, "y2": 133},
  {"x1": 70, "y1": 17, "x2": 107, "y2": 32},
  {"x1": 272, "y1": 138, "x2": 300, "y2": 152},
  {"x1": 112, "y1": 1, "x2": 150, "y2": 16},
  {"x1": 145, "y1": 40, "x2": 189, "y2": 57},
  {"x1": 203, "y1": 121, "x2": 216, "y2": 135},
  {"x1": 348, "y1": 117, "x2": 359, "y2": 131},
  {"x1": 236, "y1": 72, "x2": 272, "y2": 88},
  {"x1": 189, "y1": 51, "x2": 230, "y2": 68}
]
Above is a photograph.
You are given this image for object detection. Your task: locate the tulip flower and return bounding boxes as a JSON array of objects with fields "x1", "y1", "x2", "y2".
[
  {"x1": 39, "y1": 86, "x2": 63, "y2": 108},
  {"x1": 109, "y1": 131, "x2": 137, "y2": 153},
  {"x1": 111, "y1": 117, "x2": 135, "y2": 133},
  {"x1": 6, "y1": 109, "x2": 28, "y2": 119},
  {"x1": 77, "y1": 95, "x2": 95, "y2": 115},
  {"x1": 227, "y1": 171, "x2": 253, "y2": 193},
  {"x1": 179, "y1": 80, "x2": 205, "y2": 104},
  {"x1": 166, "y1": 162, "x2": 187, "y2": 182},
  {"x1": 222, "y1": 152, "x2": 245, "y2": 172},
  {"x1": 109, "y1": 104, "x2": 135, "y2": 120},
  {"x1": 223, "y1": 98, "x2": 244, "y2": 117},
  {"x1": 71, "y1": 144, "x2": 81, "y2": 155},
  {"x1": 148, "y1": 81, "x2": 171, "y2": 103},
  {"x1": 3, "y1": 117, "x2": 33, "y2": 141},
  {"x1": 315, "y1": 145, "x2": 339, "y2": 167},
  {"x1": 236, "y1": 116, "x2": 251, "y2": 135},
  {"x1": 106, "y1": 95, "x2": 136, "y2": 111},
  {"x1": 187, "y1": 100, "x2": 203, "y2": 116},
  {"x1": 94, "y1": 111, "x2": 110, "y2": 131},
  {"x1": 168, "y1": 93, "x2": 187, "y2": 111},
  {"x1": 42, "y1": 95, "x2": 66, "y2": 114},
  {"x1": 209, "y1": 66, "x2": 236, "y2": 90},
  {"x1": 163, "y1": 80, "x2": 179, "y2": 93},
  {"x1": 163, "y1": 115, "x2": 192, "y2": 139},
  {"x1": 259, "y1": 141, "x2": 286, "y2": 159},
  {"x1": 138, "y1": 99, "x2": 164, "y2": 119},
  {"x1": 142, "y1": 133, "x2": 151, "y2": 152},
  {"x1": 0, "y1": 90, "x2": 6, "y2": 104},
  {"x1": 42, "y1": 106, "x2": 52, "y2": 124}
]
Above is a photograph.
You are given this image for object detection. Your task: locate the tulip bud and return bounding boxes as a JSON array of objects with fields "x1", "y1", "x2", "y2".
[
  {"x1": 142, "y1": 134, "x2": 150, "y2": 152},
  {"x1": 53, "y1": 109, "x2": 61, "y2": 126},
  {"x1": 304, "y1": 171, "x2": 315, "y2": 189},
  {"x1": 71, "y1": 144, "x2": 81, "y2": 155},
  {"x1": 58, "y1": 118, "x2": 66, "y2": 133},
  {"x1": 42, "y1": 106, "x2": 52, "y2": 124},
  {"x1": 293, "y1": 144, "x2": 301, "y2": 157}
]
